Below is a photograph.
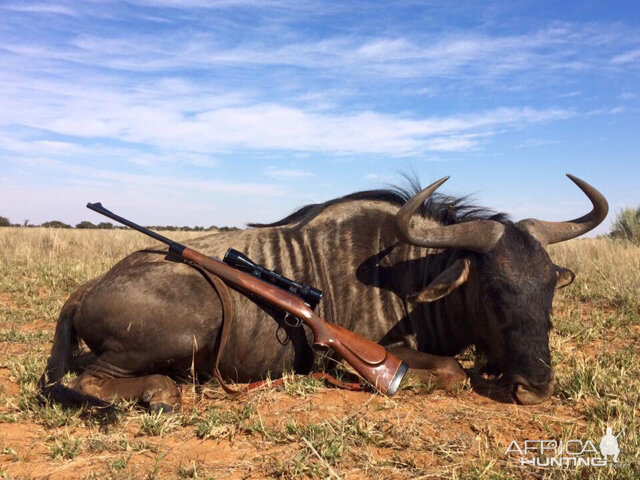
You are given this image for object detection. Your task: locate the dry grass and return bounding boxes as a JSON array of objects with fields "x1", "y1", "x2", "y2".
[
  {"x1": 0, "y1": 228, "x2": 639, "y2": 479},
  {"x1": 0, "y1": 226, "x2": 203, "y2": 271},
  {"x1": 549, "y1": 237, "x2": 640, "y2": 309}
]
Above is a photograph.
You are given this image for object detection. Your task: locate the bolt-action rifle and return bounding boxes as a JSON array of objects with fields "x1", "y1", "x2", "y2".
[{"x1": 86, "y1": 202, "x2": 408, "y2": 395}]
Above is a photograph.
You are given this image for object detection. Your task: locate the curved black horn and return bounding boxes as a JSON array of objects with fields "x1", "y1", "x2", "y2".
[
  {"x1": 394, "y1": 176, "x2": 505, "y2": 252},
  {"x1": 516, "y1": 174, "x2": 609, "y2": 246}
]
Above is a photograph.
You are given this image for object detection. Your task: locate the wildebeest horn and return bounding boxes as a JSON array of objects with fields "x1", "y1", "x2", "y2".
[
  {"x1": 516, "y1": 174, "x2": 609, "y2": 246},
  {"x1": 394, "y1": 176, "x2": 505, "y2": 252}
]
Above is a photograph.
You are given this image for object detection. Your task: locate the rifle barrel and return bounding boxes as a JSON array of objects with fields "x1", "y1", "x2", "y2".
[{"x1": 86, "y1": 202, "x2": 186, "y2": 255}]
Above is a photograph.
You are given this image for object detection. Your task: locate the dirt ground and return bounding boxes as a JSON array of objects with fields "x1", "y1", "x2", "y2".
[{"x1": 0, "y1": 330, "x2": 595, "y2": 480}]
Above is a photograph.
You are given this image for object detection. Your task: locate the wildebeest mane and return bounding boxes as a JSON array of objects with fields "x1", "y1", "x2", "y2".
[{"x1": 249, "y1": 176, "x2": 509, "y2": 228}]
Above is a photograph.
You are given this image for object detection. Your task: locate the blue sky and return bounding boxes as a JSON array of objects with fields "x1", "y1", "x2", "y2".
[{"x1": 1, "y1": 1, "x2": 638, "y2": 232}]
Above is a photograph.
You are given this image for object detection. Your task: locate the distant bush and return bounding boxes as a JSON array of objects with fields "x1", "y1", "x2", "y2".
[
  {"x1": 145, "y1": 225, "x2": 228, "y2": 232},
  {"x1": 41, "y1": 220, "x2": 72, "y2": 229},
  {"x1": 0, "y1": 216, "x2": 10, "y2": 227},
  {"x1": 97, "y1": 222, "x2": 114, "y2": 229},
  {"x1": 610, "y1": 206, "x2": 640, "y2": 244},
  {"x1": 76, "y1": 221, "x2": 97, "y2": 229},
  {"x1": 146, "y1": 225, "x2": 177, "y2": 231}
]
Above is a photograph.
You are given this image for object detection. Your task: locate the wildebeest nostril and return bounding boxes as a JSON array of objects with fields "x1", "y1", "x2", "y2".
[
  {"x1": 512, "y1": 373, "x2": 554, "y2": 392},
  {"x1": 511, "y1": 372, "x2": 555, "y2": 405}
]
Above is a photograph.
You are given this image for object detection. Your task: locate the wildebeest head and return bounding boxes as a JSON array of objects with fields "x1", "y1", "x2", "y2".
[{"x1": 395, "y1": 175, "x2": 608, "y2": 405}]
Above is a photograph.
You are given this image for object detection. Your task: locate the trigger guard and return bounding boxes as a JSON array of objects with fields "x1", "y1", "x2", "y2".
[{"x1": 284, "y1": 313, "x2": 303, "y2": 328}]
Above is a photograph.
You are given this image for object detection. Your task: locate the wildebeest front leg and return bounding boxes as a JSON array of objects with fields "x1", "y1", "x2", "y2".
[
  {"x1": 387, "y1": 347, "x2": 466, "y2": 390},
  {"x1": 68, "y1": 372, "x2": 181, "y2": 413}
]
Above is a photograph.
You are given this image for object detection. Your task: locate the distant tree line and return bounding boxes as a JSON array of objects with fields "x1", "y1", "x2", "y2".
[{"x1": 0, "y1": 215, "x2": 239, "y2": 232}]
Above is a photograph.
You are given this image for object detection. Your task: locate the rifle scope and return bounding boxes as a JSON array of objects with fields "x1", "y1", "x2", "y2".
[{"x1": 223, "y1": 248, "x2": 323, "y2": 309}]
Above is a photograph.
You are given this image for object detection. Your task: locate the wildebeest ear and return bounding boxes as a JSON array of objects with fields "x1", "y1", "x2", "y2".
[
  {"x1": 409, "y1": 258, "x2": 471, "y2": 303},
  {"x1": 554, "y1": 264, "x2": 575, "y2": 289}
]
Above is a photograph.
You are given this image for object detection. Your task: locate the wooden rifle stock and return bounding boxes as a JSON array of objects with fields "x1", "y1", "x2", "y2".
[
  {"x1": 85, "y1": 202, "x2": 408, "y2": 396},
  {"x1": 181, "y1": 247, "x2": 408, "y2": 395}
]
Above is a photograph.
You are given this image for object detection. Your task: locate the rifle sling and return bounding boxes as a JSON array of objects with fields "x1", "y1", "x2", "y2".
[{"x1": 195, "y1": 266, "x2": 363, "y2": 395}]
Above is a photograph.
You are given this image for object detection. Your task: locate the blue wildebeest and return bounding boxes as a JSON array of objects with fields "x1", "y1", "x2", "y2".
[{"x1": 39, "y1": 175, "x2": 607, "y2": 411}]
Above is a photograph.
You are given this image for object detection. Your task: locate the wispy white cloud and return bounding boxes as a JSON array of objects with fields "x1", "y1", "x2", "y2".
[
  {"x1": 264, "y1": 167, "x2": 314, "y2": 180},
  {"x1": 5, "y1": 22, "x2": 635, "y2": 83},
  {"x1": 585, "y1": 106, "x2": 624, "y2": 116},
  {"x1": 127, "y1": 0, "x2": 293, "y2": 8},
  {"x1": 1, "y1": 3, "x2": 77, "y2": 15},
  {"x1": 611, "y1": 48, "x2": 640, "y2": 64},
  {"x1": 559, "y1": 91, "x2": 581, "y2": 98},
  {"x1": 0, "y1": 131, "x2": 219, "y2": 169},
  {"x1": 0, "y1": 78, "x2": 575, "y2": 155},
  {"x1": 7, "y1": 155, "x2": 286, "y2": 197},
  {"x1": 421, "y1": 136, "x2": 478, "y2": 152},
  {"x1": 515, "y1": 138, "x2": 560, "y2": 149},
  {"x1": 411, "y1": 87, "x2": 436, "y2": 96}
]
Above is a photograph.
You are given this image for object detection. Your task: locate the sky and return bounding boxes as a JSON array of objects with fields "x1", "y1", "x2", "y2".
[{"x1": 1, "y1": 1, "x2": 638, "y2": 232}]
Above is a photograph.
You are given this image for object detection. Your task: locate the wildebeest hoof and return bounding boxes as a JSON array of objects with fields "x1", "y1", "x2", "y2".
[
  {"x1": 437, "y1": 370, "x2": 467, "y2": 391},
  {"x1": 149, "y1": 402, "x2": 175, "y2": 414},
  {"x1": 407, "y1": 365, "x2": 467, "y2": 391},
  {"x1": 434, "y1": 358, "x2": 467, "y2": 391}
]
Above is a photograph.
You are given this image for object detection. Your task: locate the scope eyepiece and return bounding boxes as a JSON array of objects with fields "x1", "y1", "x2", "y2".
[{"x1": 300, "y1": 285, "x2": 323, "y2": 306}]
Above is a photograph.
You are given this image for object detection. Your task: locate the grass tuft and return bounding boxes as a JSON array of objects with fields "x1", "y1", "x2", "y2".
[
  {"x1": 49, "y1": 433, "x2": 83, "y2": 460},
  {"x1": 138, "y1": 412, "x2": 181, "y2": 437}
]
